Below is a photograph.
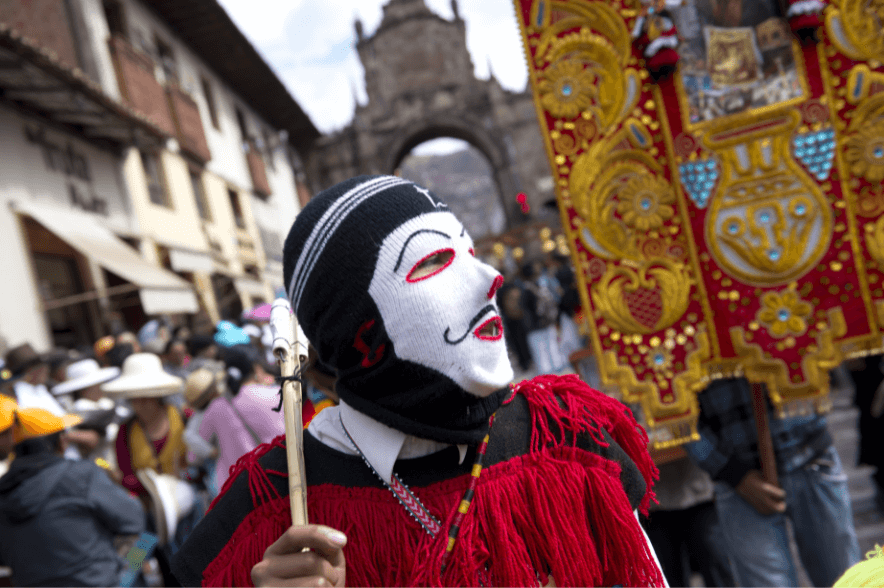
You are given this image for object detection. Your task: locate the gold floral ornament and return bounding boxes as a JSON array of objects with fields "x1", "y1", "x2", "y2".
[
  {"x1": 617, "y1": 175, "x2": 676, "y2": 231},
  {"x1": 757, "y1": 287, "x2": 813, "y2": 338},
  {"x1": 845, "y1": 119, "x2": 884, "y2": 183},
  {"x1": 645, "y1": 345, "x2": 672, "y2": 372},
  {"x1": 538, "y1": 58, "x2": 598, "y2": 119}
]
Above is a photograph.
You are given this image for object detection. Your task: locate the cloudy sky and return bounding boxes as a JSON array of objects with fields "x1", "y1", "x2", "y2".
[{"x1": 216, "y1": 0, "x2": 529, "y2": 152}]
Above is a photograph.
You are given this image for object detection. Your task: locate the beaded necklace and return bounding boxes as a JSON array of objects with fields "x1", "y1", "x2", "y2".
[{"x1": 338, "y1": 412, "x2": 496, "y2": 574}]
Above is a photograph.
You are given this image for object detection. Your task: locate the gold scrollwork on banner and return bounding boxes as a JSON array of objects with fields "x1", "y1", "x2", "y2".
[
  {"x1": 533, "y1": 3, "x2": 639, "y2": 133},
  {"x1": 592, "y1": 259, "x2": 692, "y2": 335},
  {"x1": 826, "y1": 0, "x2": 884, "y2": 63},
  {"x1": 731, "y1": 308, "x2": 846, "y2": 417},
  {"x1": 844, "y1": 93, "x2": 884, "y2": 183},
  {"x1": 864, "y1": 217, "x2": 884, "y2": 265},
  {"x1": 704, "y1": 113, "x2": 833, "y2": 286}
]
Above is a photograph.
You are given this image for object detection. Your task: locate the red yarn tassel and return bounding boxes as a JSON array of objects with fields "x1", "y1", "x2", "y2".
[{"x1": 514, "y1": 374, "x2": 659, "y2": 515}]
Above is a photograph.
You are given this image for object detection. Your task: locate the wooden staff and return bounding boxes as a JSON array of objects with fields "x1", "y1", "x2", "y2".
[
  {"x1": 269, "y1": 298, "x2": 309, "y2": 526},
  {"x1": 750, "y1": 381, "x2": 779, "y2": 487}
]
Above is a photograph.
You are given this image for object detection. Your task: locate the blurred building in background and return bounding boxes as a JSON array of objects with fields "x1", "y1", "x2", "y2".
[
  {"x1": 0, "y1": 0, "x2": 318, "y2": 351},
  {"x1": 308, "y1": 0, "x2": 555, "y2": 231}
]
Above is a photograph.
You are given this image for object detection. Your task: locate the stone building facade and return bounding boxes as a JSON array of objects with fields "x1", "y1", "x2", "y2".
[{"x1": 307, "y1": 0, "x2": 555, "y2": 229}]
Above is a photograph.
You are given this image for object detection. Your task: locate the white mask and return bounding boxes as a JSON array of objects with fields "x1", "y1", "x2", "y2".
[{"x1": 369, "y1": 212, "x2": 514, "y2": 396}]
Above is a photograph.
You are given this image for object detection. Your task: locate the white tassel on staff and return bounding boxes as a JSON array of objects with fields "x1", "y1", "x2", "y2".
[{"x1": 269, "y1": 298, "x2": 309, "y2": 526}]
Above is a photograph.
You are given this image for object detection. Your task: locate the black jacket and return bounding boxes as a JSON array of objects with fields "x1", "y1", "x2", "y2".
[{"x1": 0, "y1": 454, "x2": 145, "y2": 586}]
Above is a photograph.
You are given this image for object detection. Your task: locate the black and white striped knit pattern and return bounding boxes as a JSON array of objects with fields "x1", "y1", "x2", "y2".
[{"x1": 287, "y1": 176, "x2": 410, "y2": 313}]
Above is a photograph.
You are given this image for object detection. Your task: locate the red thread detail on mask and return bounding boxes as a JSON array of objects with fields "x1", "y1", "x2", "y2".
[
  {"x1": 354, "y1": 320, "x2": 385, "y2": 368},
  {"x1": 406, "y1": 248, "x2": 455, "y2": 283},
  {"x1": 487, "y1": 275, "x2": 504, "y2": 299},
  {"x1": 468, "y1": 247, "x2": 475, "y2": 256},
  {"x1": 473, "y1": 316, "x2": 504, "y2": 341}
]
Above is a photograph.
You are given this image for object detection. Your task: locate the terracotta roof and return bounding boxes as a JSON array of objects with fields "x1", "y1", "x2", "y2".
[{"x1": 144, "y1": 0, "x2": 320, "y2": 156}]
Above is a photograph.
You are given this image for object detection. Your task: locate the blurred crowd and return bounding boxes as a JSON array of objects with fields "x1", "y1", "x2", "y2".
[
  {"x1": 0, "y1": 312, "x2": 336, "y2": 587},
  {"x1": 496, "y1": 254, "x2": 585, "y2": 376}
]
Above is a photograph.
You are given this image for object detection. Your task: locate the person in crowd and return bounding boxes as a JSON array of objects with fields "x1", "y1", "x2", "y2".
[
  {"x1": 115, "y1": 331, "x2": 141, "y2": 353},
  {"x1": 45, "y1": 347, "x2": 76, "y2": 391},
  {"x1": 183, "y1": 366, "x2": 224, "y2": 498},
  {"x1": 188, "y1": 333, "x2": 220, "y2": 369},
  {"x1": 552, "y1": 253, "x2": 584, "y2": 358},
  {"x1": 103, "y1": 352, "x2": 187, "y2": 499},
  {"x1": 172, "y1": 175, "x2": 665, "y2": 587},
  {"x1": 198, "y1": 347, "x2": 286, "y2": 493},
  {"x1": 51, "y1": 358, "x2": 123, "y2": 465},
  {"x1": 162, "y1": 338, "x2": 191, "y2": 380},
  {"x1": 6, "y1": 343, "x2": 97, "y2": 457},
  {"x1": 105, "y1": 341, "x2": 135, "y2": 369},
  {"x1": 103, "y1": 352, "x2": 191, "y2": 585},
  {"x1": 684, "y1": 376, "x2": 860, "y2": 587},
  {"x1": 139, "y1": 319, "x2": 171, "y2": 356},
  {"x1": 0, "y1": 406, "x2": 145, "y2": 587},
  {"x1": 845, "y1": 355, "x2": 884, "y2": 511},
  {"x1": 497, "y1": 273, "x2": 532, "y2": 372},
  {"x1": 93, "y1": 335, "x2": 117, "y2": 367},
  {"x1": 520, "y1": 263, "x2": 568, "y2": 373},
  {"x1": 642, "y1": 455, "x2": 734, "y2": 587}
]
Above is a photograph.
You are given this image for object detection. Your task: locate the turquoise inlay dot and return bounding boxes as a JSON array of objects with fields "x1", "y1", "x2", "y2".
[
  {"x1": 760, "y1": 212, "x2": 771, "y2": 223},
  {"x1": 778, "y1": 309, "x2": 790, "y2": 322},
  {"x1": 654, "y1": 354, "x2": 665, "y2": 365},
  {"x1": 707, "y1": 161, "x2": 716, "y2": 171},
  {"x1": 796, "y1": 204, "x2": 807, "y2": 215},
  {"x1": 561, "y1": 84, "x2": 573, "y2": 97},
  {"x1": 875, "y1": 146, "x2": 884, "y2": 159},
  {"x1": 641, "y1": 198, "x2": 652, "y2": 210},
  {"x1": 729, "y1": 223, "x2": 739, "y2": 234},
  {"x1": 769, "y1": 250, "x2": 781, "y2": 261}
]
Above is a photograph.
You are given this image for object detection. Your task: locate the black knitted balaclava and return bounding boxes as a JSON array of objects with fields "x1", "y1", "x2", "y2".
[{"x1": 283, "y1": 175, "x2": 513, "y2": 445}]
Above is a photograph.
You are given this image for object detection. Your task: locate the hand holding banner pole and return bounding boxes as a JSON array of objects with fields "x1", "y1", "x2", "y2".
[{"x1": 270, "y1": 298, "x2": 309, "y2": 526}]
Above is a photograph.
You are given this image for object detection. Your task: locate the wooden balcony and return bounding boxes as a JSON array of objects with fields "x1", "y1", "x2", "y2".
[
  {"x1": 108, "y1": 36, "x2": 174, "y2": 137},
  {"x1": 245, "y1": 140, "x2": 272, "y2": 197},
  {"x1": 167, "y1": 84, "x2": 211, "y2": 162}
]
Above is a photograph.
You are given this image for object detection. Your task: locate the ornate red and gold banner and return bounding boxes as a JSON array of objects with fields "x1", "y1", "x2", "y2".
[{"x1": 514, "y1": 0, "x2": 884, "y2": 447}]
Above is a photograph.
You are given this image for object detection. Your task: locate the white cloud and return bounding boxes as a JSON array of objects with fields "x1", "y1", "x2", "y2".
[{"x1": 216, "y1": 0, "x2": 528, "y2": 134}]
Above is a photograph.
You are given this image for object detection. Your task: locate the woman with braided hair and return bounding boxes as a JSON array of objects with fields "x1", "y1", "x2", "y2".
[{"x1": 173, "y1": 176, "x2": 667, "y2": 587}]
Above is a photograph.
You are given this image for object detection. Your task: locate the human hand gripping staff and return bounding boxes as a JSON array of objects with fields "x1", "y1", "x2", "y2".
[{"x1": 251, "y1": 298, "x2": 347, "y2": 587}]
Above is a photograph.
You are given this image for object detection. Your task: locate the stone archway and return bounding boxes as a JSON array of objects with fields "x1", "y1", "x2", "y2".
[
  {"x1": 383, "y1": 115, "x2": 520, "y2": 225},
  {"x1": 306, "y1": 0, "x2": 555, "y2": 231}
]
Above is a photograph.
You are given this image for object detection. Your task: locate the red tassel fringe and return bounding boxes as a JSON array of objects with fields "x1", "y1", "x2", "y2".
[
  {"x1": 514, "y1": 373, "x2": 659, "y2": 515},
  {"x1": 201, "y1": 374, "x2": 664, "y2": 587}
]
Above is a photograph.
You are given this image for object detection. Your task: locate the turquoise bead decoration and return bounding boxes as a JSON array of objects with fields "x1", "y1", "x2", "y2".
[
  {"x1": 794, "y1": 129, "x2": 835, "y2": 180},
  {"x1": 680, "y1": 158, "x2": 718, "y2": 209}
]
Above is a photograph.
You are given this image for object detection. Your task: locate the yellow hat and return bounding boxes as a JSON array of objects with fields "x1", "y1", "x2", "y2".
[
  {"x1": 13, "y1": 407, "x2": 82, "y2": 444},
  {"x1": 834, "y1": 545, "x2": 884, "y2": 587},
  {"x1": 0, "y1": 395, "x2": 16, "y2": 432}
]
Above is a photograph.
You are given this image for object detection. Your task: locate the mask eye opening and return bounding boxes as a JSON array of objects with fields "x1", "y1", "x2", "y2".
[{"x1": 406, "y1": 248, "x2": 456, "y2": 282}]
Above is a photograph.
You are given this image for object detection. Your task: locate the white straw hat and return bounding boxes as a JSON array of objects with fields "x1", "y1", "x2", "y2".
[
  {"x1": 136, "y1": 468, "x2": 195, "y2": 546},
  {"x1": 51, "y1": 359, "x2": 120, "y2": 396},
  {"x1": 101, "y1": 353, "x2": 183, "y2": 398}
]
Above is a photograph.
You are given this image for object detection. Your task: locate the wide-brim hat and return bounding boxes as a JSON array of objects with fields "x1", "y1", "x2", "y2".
[
  {"x1": 51, "y1": 358, "x2": 120, "y2": 396},
  {"x1": 13, "y1": 406, "x2": 82, "y2": 444},
  {"x1": 5, "y1": 343, "x2": 46, "y2": 378},
  {"x1": 136, "y1": 468, "x2": 195, "y2": 547},
  {"x1": 101, "y1": 353, "x2": 183, "y2": 398},
  {"x1": 184, "y1": 365, "x2": 224, "y2": 407}
]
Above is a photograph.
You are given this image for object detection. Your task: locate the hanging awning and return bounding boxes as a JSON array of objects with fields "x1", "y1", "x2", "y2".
[
  {"x1": 234, "y1": 277, "x2": 269, "y2": 299},
  {"x1": 168, "y1": 248, "x2": 214, "y2": 273},
  {"x1": 13, "y1": 201, "x2": 199, "y2": 315}
]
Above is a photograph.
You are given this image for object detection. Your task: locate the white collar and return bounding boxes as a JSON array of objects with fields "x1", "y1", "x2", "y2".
[{"x1": 307, "y1": 401, "x2": 468, "y2": 485}]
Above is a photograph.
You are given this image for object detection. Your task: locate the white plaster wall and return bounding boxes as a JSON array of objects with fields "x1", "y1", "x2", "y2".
[{"x1": 0, "y1": 107, "x2": 136, "y2": 351}]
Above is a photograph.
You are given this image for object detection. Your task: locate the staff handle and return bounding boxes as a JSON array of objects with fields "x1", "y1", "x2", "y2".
[{"x1": 270, "y1": 298, "x2": 309, "y2": 526}]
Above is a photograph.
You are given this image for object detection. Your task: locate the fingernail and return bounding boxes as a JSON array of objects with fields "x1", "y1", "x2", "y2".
[{"x1": 323, "y1": 528, "x2": 347, "y2": 546}]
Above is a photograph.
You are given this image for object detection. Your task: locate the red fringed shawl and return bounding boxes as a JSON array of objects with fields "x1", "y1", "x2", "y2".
[{"x1": 199, "y1": 374, "x2": 663, "y2": 587}]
